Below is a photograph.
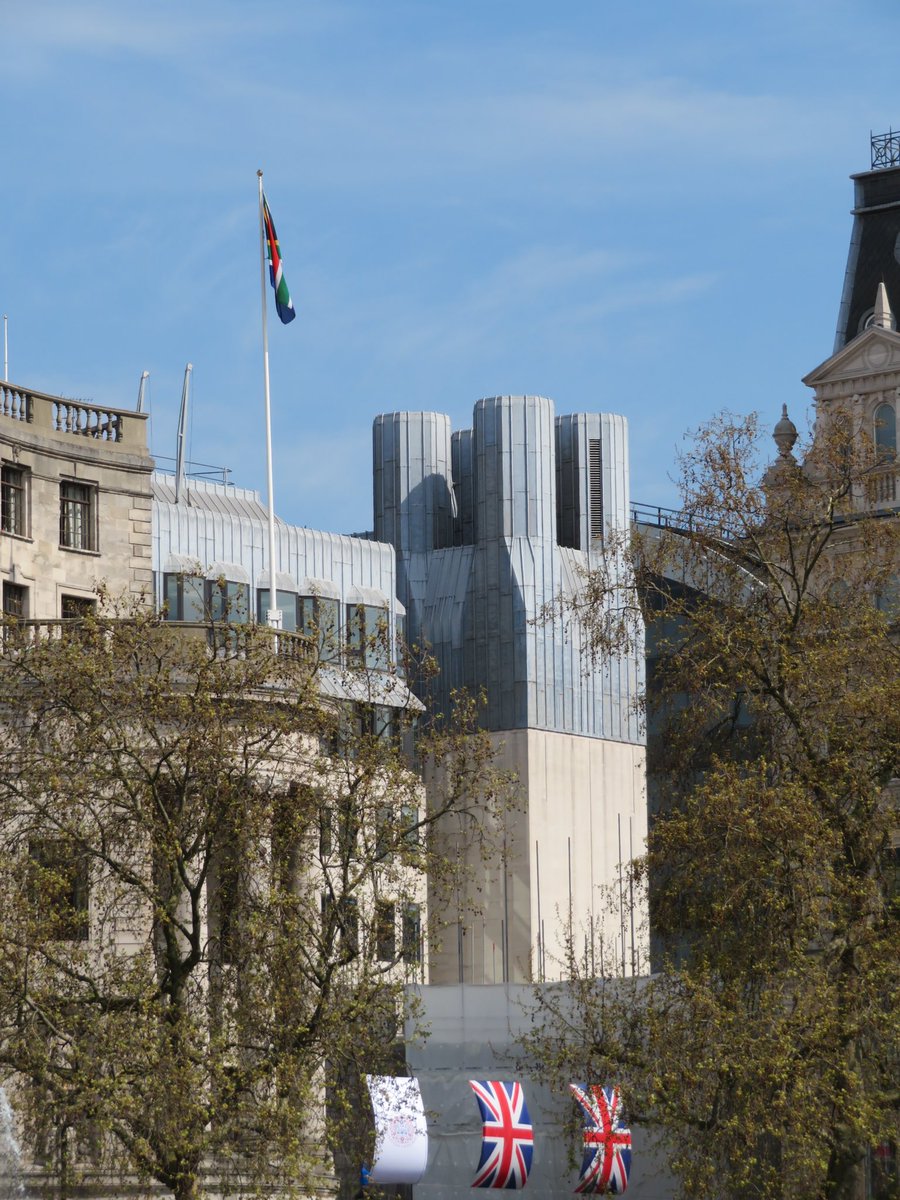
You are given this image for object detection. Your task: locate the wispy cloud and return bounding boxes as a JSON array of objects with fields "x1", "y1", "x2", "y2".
[{"x1": 3, "y1": 2, "x2": 350, "y2": 66}]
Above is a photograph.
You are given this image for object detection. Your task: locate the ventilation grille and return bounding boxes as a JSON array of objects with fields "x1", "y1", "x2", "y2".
[{"x1": 589, "y1": 438, "x2": 603, "y2": 541}]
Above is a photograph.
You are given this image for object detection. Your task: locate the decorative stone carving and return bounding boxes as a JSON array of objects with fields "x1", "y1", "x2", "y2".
[{"x1": 773, "y1": 404, "x2": 798, "y2": 460}]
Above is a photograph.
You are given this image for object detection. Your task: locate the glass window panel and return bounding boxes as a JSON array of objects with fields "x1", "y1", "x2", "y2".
[
  {"x1": 874, "y1": 403, "x2": 897, "y2": 454},
  {"x1": 256, "y1": 589, "x2": 297, "y2": 630},
  {"x1": 401, "y1": 903, "x2": 421, "y2": 964},
  {"x1": 59, "y1": 482, "x2": 95, "y2": 551},
  {"x1": 318, "y1": 598, "x2": 340, "y2": 661},
  {"x1": 208, "y1": 580, "x2": 249, "y2": 623},
  {"x1": 364, "y1": 605, "x2": 389, "y2": 670},
  {"x1": 375, "y1": 900, "x2": 396, "y2": 961},
  {"x1": 1, "y1": 465, "x2": 26, "y2": 536},
  {"x1": 302, "y1": 596, "x2": 341, "y2": 661},
  {"x1": 182, "y1": 576, "x2": 206, "y2": 622},
  {"x1": 164, "y1": 574, "x2": 180, "y2": 619}
]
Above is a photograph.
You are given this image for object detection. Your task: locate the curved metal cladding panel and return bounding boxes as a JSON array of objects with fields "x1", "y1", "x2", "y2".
[
  {"x1": 152, "y1": 475, "x2": 400, "y2": 631},
  {"x1": 451, "y1": 428, "x2": 475, "y2": 547},
  {"x1": 532, "y1": 412, "x2": 641, "y2": 742},
  {"x1": 470, "y1": 397, "x2": 557, "y2": 730},
  {"x1": 373, "y1": 412, "x2": 455, "y2": 554},
  {"x1": 554, "y1": 412, "x2": 631, "y2": 550},
  {"x1": 419, "y1": 400, "x2": 642, "y2": 743},
  {"x1": 473, "y1": 396, "x2": 557, "y2": 544}
]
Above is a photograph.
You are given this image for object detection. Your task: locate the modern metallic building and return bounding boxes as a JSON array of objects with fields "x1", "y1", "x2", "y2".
[
  {"x1": 151, "y1": 395, "x2": 649, "y2": 986},
  {"x1": 373, "y1": 397, "x2": 647, "y2": 984}
]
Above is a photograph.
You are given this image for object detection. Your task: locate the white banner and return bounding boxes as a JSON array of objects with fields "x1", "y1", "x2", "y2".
[{"x1": 366, "y1": 1074, "x2": 429, "y2": 1184}]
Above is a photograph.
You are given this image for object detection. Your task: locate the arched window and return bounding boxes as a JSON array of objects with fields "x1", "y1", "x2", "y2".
[{"x1": 874, "y1": 402, "x2": 896, "y2": 456}]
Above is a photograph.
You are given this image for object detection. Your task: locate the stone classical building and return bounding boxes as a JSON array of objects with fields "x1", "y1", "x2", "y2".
[{"x1": 0, "y1": 381, "x2": 153, "y2": 620}]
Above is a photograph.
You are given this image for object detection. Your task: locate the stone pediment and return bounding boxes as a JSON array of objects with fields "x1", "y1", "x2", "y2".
[{"x1": 803, "y1": 327, "x2": 900, "y2": 389}]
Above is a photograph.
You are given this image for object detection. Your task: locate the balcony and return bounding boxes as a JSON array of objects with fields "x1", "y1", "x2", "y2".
[
  {"x1": 866, "y1": 463, "x2": 899, "y2": 510},
  {"x1": 0, "y1": 617, "x2": 313, "y2": 663}
]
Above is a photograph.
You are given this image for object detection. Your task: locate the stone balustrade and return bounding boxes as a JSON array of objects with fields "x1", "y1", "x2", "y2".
[
  {"x1": 0, "y1": 617, "x2": 314, "y2": 664},
  {"x1": 866, "y1": 462, "x2": 899, "y2": 509},
  {"x1": 0, "y1": 381, "x2": 147, "y2": 452}
]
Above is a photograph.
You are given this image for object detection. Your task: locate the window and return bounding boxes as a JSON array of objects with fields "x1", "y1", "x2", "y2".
[
  {"x1": 207, "y1": 579, "x2": 250, "y2": 623},
  {"x1": 29, "y1": 839, "x2": 89, "y2": 941},
  {"x1": 1, "y1": 464, "x2": 27, "y2": 536},
  {"x1": 319, "y1": 805, "x2": 334, "y2": 859},
  {"x1": 2, "y1": 582, "x2": 27, "y2": 618},
  {"x1": 59, "y1": 481, "x2": 97, "y2": 551},
  {"x1": 339, "y1": 897, "x2": 359, "y2": 955},
  {"x1": 401, "y1": 903, "x2": 421, "y2": 965},
  {"x1": 874, "y1": 402, "x2": 897, "y2": 457},
  {"x1": 400, "y1": 802, "x2": 421, "y2": 849},
  {"x1": 375, "y1": 900, "x2": 396, "y2": 961},
  {"x1": 358, "y1": 704, "x2": 394, "y2": 741},
  {"x1": 875, "y1": 573, "x2": 900, "y2": 618},
  {"x1": 215, "y1": 843, "x2": 242, "y2": 966},
  {"x1": 336, "y1": 796, "x2": 359, "y2": 860},
  {"x1": 299, "y1": 595, "x2": 340, "y2": 661},
  {"x1": 61, "y1": 595, "x2": 96, "y2": 620},
  {"x1": 321, "y1": 893, "x2": 359, "y2": 956},
  {"x1": 346, "y1": 604, "x2": 390, "y2": 670},
  {"x1": 164, "y1": 573, "x2": 206, "y2": 622},
  {"x1": 256, "y1": 589, "x2": 298, "y2": 631}
]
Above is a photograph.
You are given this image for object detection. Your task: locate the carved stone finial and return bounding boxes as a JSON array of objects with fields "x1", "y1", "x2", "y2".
[{"x1": 773, "y1": 403, "x2": 798, "y2": 459}]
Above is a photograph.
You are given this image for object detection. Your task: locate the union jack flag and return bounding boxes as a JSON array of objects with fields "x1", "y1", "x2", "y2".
[
  {"x1": 569, "y1": 1084, "x2": 632, "y2": 1194},
  {"x1": 469, "y1": 1080, "x2": 534, "y2": 1189}
]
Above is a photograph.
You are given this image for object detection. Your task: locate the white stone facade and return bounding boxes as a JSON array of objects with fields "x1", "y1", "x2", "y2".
[{"x1": 0, "y1": 380, "x2": 153, "y2": 618}]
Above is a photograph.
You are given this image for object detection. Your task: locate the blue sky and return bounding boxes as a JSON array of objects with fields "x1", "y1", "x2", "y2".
[{"x1": 2, "y1": 0, "x2": 899, "y2": 532}]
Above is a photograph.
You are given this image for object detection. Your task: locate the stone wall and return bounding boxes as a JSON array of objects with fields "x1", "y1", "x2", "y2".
[{"x1": 0, "y1": 382, "x2": 153, "y2": 618}]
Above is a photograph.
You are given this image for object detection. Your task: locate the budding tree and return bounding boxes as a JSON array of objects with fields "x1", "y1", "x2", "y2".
[
  {"x1": 0, "y1": 605, "x2": 503, "y2": 1200},
  {"x1": 526, "y1": 412, "x2": 899, "y2": 1200}
]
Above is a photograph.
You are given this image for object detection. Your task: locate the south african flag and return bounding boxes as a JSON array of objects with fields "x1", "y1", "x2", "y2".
[{"x1": 262, "y1": 194, "x2": 296, "y2": 324}]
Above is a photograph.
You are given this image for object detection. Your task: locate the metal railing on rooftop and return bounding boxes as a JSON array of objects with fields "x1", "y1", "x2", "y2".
[
  {"x1": 871, "y1": 128, "x2": 900, "y2": 170},
  {"x1": 630, "y1": 502, "x2": 727, "y2": 535},
  {"x1": 153, "y1": 456, "x2": 232, "y2": 485}
]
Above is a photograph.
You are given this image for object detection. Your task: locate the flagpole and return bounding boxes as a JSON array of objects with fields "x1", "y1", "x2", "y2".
[{"x1": 257, "y1": 169, "x2": 282, "y2": 630}]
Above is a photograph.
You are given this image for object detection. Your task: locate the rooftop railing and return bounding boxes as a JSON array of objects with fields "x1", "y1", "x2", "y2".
[
  {"x1": 0, "y1": 381, "x2": 149, "y2": 453},
  {"x1": 871, "y1": 128, "x2": 900, "y2": 170},
  {"x1": 630, "y1": 502, "x2": 729, "y2": 535}
]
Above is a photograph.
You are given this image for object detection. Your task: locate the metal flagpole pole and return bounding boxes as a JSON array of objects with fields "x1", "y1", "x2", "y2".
[{"x1": 257, "y1": 170, "x2": 282, "y2": 629}]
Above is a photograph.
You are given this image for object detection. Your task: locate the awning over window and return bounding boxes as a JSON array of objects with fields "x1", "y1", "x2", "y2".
[
  {"x1": 163, "y1": 554, "x2": 204, "y2": 575},
  {"x1": 346, "y1": 585, "x2": 390, "y2": 608},
  {"x1": 298, "y1": 576, "x2": 342, "y2": 600},
  {"x1": 257, "y1": 571, "x2": 298, "y2": 592},
  {"x1": 206, "y1": 561, "x2": 251, "y2": 583},
  {"x1": 316, "y1": 665, "x2": 423, "y2": 712}
]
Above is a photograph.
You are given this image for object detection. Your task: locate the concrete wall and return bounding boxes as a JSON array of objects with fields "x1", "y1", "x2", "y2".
[{"x1": 428, "y1": 729, "x2": 648, "y2": 986}]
